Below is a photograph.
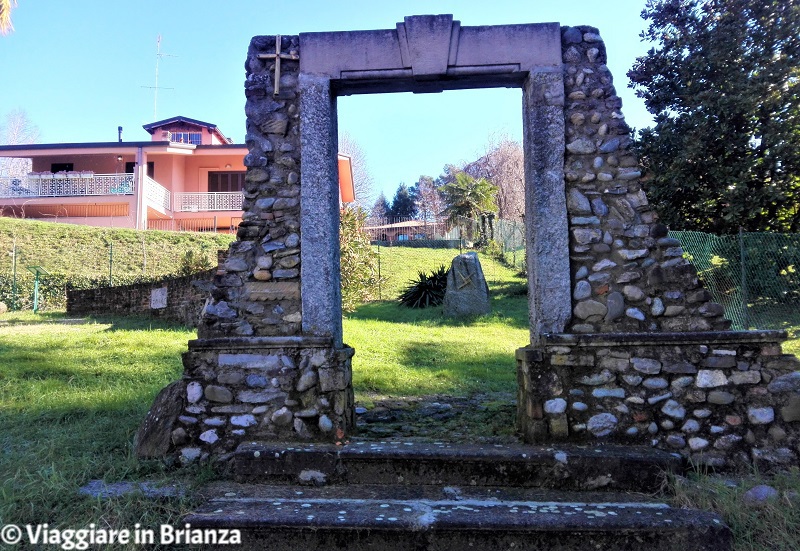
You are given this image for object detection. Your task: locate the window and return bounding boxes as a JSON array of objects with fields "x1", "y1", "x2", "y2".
[
  {"x1": 124, "y1": 162, "x2": 155, "y2": 178},
  {"x1": 209, "y1": 171, "x2": 245, "y2": 193},
  {"x1": 171, "y1": 132, "x2": 202, "y2": 145},
  {"x1": 51, "y1": 163, "x2": 73, "y2": 172}
]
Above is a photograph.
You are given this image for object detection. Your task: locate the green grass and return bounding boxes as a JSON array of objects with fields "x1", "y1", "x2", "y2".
[
  {"x1": 346, "y1": 249, "x2": 528, "y2": 398},
  {"x1": 1, "y1": 241, "x2": 799, "y2": 547},
  {"x1": 670, "y1": 469, "x2": 800, "y2": 551},
  {"x1": 0, "y1": 217, "x2": 233, "y2": 279},
  {"x1": 373, "y1": 246, "x2": 524, "y2": 301},
  {"x1": 0, "y1": 313, "x2": 199, "y2": 537}
]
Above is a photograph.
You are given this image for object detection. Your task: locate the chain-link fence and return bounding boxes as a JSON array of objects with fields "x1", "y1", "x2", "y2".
[{"x1": 670, "y1": 230, "x2": 800, "y2": 330}]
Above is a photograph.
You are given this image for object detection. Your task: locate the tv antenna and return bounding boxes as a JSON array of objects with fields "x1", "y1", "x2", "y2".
[{"x1": 141, "y1": 35, "x2": 176, "y2": 120}]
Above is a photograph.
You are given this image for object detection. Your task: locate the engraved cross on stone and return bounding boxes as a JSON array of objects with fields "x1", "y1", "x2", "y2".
[{"x1": 257, "y1": 35, "x2": 299, "y2": 96}]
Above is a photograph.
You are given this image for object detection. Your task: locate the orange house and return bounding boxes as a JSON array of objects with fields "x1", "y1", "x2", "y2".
[{"x1": 0, "y1": 116, "x2": 355, "y2": 232}]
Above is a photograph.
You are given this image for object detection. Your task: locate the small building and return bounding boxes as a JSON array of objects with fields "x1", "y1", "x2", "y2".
[{"x1": 0, "y1": 116, "x2": 355, "y2": 232}]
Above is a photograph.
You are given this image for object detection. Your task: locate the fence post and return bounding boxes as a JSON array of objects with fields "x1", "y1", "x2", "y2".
[
  {"x1": 377, "y1": 244, "x2": 382, "y2": 301},
  {"x1": 11, "y1": 243, "x2": 17, "y2": 310},
  {"x1": 739, "y1": 227, "x2": 750, "y2": 329}
]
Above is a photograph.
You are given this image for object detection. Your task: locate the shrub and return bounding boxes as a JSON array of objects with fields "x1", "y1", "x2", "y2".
[
  {"x1": 340, "y1": 206, "x2": 381, "y2": 312},
  {"x1": 398, "y1": 265, "x2": 449, "y2": 308}
]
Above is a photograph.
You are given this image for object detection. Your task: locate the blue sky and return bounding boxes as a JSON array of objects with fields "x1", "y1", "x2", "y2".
[{"x1": 0, "y1": 0, "x2": 653, "y2": 200}]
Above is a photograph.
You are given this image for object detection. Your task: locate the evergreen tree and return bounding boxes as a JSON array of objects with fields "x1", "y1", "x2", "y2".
[
  {"x1": 629, "y1": 0, "x2": 800, "y2": 233},
  {"x1": 389, "y1": 183, "x2": 418, "y2": 219},
  {"x1": 370, "y1": 192, "x2": 390, "y2": 220}
]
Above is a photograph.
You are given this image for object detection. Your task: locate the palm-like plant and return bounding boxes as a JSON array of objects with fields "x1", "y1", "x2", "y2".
[
  {"x1": 0, "y1": 0, "x2": 16, "y2": 35},
  {"x1": 441, "y1": 172, "x2": 498, "y2": 243}
]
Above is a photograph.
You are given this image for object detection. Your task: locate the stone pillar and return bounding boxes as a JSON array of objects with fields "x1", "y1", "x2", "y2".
[
  {"x1": 523, "y1": 70, "x2": 571, "y2": 344},
  {"x1": 299, "y1": 73, "x2": 343, "y2": 348},
  {"x1": 135, "y1": 34, "x2": 355, "y2": 463}
]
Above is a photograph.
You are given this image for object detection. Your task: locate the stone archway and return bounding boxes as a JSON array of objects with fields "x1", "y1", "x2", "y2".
[
  {"x1": 137, "y1": 15, "x2": 800, "y2": 472},
  {"x1": 297, "y1": 15, "x2": 571, "y2": 348}
]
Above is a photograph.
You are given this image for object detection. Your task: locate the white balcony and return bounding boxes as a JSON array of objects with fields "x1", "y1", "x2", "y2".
[
  {"x1": 144, "y1": 176, "x2": 171, "y2": 212},
  {"x1": 0, "y1": 173, "x2": 135, "y2": 198},
  {"x1": 173, "y1": 192, "x2": 243, "y2": 212}
]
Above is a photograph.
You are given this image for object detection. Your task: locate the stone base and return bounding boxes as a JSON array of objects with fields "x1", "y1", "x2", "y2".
[
  {"x1": 517, "y1": 330, "x2": 800, "y2": 470},
  {"x1": 135, "y1": 336, "x2": 354, "y2": 463}
]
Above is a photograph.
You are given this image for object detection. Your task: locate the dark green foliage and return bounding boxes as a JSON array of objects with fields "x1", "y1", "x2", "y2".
[
  {"x1": 389, "y1": 182, "x2": 418, "y2": 219},
  {"x1": 398, "y1": 265, "x2": 449, "y2": 308},
  {"x1": 178, "y1": 248, "x2": 213, "y2": 276},
  {"x1": 629, "y1": 0, "x2": 800, "y2": 233},
  {"x1": 440, "y1": 172, "x2": 499, "y2": 243},
  {"x1": 340, "y1": 205, "x2": 380, "y2": 311}
]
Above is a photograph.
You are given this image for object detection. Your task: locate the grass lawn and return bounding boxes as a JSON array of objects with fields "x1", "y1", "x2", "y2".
[
  {"x1": 0, "y1": 315, "x2": 198, "y2": 535},
  {"x1": 1, "y1": 242, "x2": 799, "y2": 549},
  {"x1": 346, "y1": 249, "x2": 528, "y2": 399}
]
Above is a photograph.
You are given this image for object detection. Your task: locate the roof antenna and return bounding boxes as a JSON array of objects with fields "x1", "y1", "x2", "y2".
[
  {"x1": 141, "y1": 35, "x2": 176, "y2": 120},
  {"x1": 118, "y1": 126, "x2": 123, "y2": 143}
]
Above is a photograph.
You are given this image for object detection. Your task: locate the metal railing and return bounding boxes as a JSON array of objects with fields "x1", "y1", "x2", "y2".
[
  {"x1": 144, "y1": 176, "x2": 171, "y2": 211},
  {"x1": 173, "y1": 192, "x2": 243, "y2": 212},
  {"x1": 0, "y1": 173, "x2": 135, "y2": 198}
]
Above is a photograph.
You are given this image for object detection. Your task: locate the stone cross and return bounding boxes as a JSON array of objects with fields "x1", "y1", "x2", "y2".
[{"x1": 257, "y1": 35, "x2": 299, "y2": 96}]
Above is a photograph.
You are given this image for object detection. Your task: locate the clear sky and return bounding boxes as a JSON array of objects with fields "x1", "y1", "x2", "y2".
[{"x1": 0, "y1": 0, "x2": 653, "y2": 201}]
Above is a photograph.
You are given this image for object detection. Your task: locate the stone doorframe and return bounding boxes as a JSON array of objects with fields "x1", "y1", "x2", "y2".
[{"x1": 297, "y1": 15, "x2": 572, "y2": 347}]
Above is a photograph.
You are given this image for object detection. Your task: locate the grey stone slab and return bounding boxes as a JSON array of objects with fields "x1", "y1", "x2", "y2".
[{"x1": 299, "y1": 73, "x2": 342, "y2": 347}]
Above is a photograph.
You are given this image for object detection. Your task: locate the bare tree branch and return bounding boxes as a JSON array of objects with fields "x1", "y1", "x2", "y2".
[{"x1": 338, "y1": 131, "x2": 375, "y2": 210}]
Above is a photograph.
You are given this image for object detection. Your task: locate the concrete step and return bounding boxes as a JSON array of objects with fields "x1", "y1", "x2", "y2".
[
  {"x1": 186, "y1": 482, "x2": 731, "y2": 551},
  {"x1": 232, "y1": 441, "x2": 681, "y2": 493}
]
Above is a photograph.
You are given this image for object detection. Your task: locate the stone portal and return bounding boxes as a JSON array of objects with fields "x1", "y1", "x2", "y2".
[{"x1": 136, "y1": 15, "x2": 800, "y2": 471}]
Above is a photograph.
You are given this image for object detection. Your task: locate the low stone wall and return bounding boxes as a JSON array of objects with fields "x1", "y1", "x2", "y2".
[
  {"x1": 135, "y1": 337, "x2": 354, "y2": 463},
  {"x1": 66, "y1": 271, "x2": 215, "y2": 328},
  {"x1": 517, "y1": 331, "x2": 800, "y2": 470}
]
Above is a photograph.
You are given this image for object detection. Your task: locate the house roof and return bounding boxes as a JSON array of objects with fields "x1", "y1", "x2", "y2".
[
  {"x1": 142, "y1": 116, "x2": 232, "y2": 143},
  {"x1": 142, "y1": 116, "x2": 218, "y2": 134},
  {"x1": 0, "y1": 141, "x2": 246, "y2": 157}
]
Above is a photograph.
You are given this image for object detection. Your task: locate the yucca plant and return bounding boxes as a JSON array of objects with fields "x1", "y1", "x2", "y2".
[{"x1": 398, "y1": 265, "x2": 449, "y2": 308}]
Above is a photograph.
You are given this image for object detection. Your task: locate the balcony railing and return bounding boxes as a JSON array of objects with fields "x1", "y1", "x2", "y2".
[
  {"x1": 173, "y1": 192, "x2": 243, "y2": 212},
  {"x1": 0, "y1": 173, "x2": 135, "y2": 198},
  {"x1": 144, "y1": 176, "x2": 171, "y2": 211}
]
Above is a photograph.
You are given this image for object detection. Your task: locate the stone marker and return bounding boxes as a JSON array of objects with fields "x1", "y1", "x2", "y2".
[{"x1": 443, "y1": 252, "x2": 490, "y2": 317}]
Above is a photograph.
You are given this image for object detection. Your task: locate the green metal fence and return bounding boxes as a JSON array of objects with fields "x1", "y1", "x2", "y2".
[{"x1": 670, "y1": 230, "x2": 800, "y2": 331}]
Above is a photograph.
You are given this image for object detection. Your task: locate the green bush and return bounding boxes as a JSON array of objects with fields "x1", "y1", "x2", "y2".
[
  {"x1": 340, "y1": 206, "x2": 381, "y2": 312},
  {"x1": 398, "y1": 265, "x2": 449, "y2": 308}
]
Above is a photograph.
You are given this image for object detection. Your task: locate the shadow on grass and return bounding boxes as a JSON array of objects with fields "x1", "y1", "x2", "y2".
[
  {"x1": 346, "y1": 294, "x2": 530, "y2": 330},
  {"x1": 355, "y1": 339, "x2": 518, "y2": 396},
  {"x1": 93, "y1": 314, "x2": 196, "y2": 333}
]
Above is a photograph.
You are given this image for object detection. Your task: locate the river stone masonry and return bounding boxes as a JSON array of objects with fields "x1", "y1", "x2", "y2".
[
  {"x1": 515, "y1": 26, "x2": 800, "y2": 470},
  {"x1": 135, "y1": 17, "x2": 800, "y2": 473},
  {"x1": 517, "y1": 331, "x2": 800, "y2": 470},
  {"x1": 198, "y1": 34, "x2": 304, "y2": 339},
  {"x1": 561, "y1": 26, "x2": 729, "y2": 334},
  {"x1": 136, "y1": 35, "x2": 356, "y2": 462}
]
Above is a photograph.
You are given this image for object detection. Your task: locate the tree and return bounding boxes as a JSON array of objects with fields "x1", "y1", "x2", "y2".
[
  {"x1": 463, "y1": 134, "x2": 524, "y2": 220},
  {"x1": 338, "y1": 131, "x2": 376, "y2": 211},
  {"x1": 628, "y1": 0, "x2": 800, "y2": 233},
  {"x1": 412, "y1": 175, "x2": 444, "y2": 222},
  {"x1": 339, "y1": 205, "x2": 380, "y2": 311},
  {"x1": 0, "y1": 109, "x2": 39, "y2": 177},
  {"x1": 388, "y1": 182, "x2": 417, "y2": 219},
  {"x1": 440, "y1": 172, "x2": 498, "y2": 242},
  {"x1": 370, "y1": 192, "x2": 390, "y2": 220},
  {"x1": 0, "y1": 0, "x2": 16, "y2": 35}
]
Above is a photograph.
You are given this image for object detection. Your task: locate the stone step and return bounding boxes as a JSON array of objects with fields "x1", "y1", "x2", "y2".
[
  {"x1": 186, "y1": 482, "x2": 731, "y2": 551},
  {"x1": 232, "y1": 441, "x2": 681, "y2": 493}
]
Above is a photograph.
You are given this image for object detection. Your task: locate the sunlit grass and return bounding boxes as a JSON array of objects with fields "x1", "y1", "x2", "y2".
[{"x1": 0, "y1": 314, "x2": 198, "y2": 535}]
